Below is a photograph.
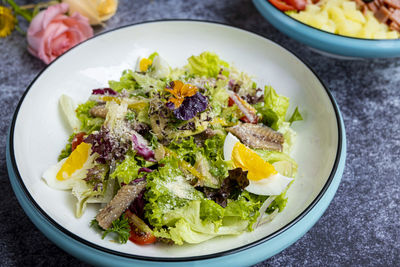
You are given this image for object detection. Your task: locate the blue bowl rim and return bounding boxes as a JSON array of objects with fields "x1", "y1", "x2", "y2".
[
  {"x1": 255, "y1": 0, "x2": 400, "y2": 42},
  {"x1": 7, "y1": 19, "x2": 344, "y2": 262}
]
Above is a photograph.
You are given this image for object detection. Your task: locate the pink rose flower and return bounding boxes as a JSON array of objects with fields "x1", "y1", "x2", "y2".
[{"x1": 27, "y1": 3, "x2": 93, "y2": 64}]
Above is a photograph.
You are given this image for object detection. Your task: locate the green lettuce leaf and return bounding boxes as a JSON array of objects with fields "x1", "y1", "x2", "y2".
[
  {"x1": 145, "y1": 158, "x2": 276, "y2": 244},
  {"x1": 168, "y1": 137, "x2": 202, "y2": 165},
  {"x1": 203, "y1": 134, "x2": 230, "y2": 179},
  {"x1": 168, "y1": 135, "x2": 230, "y2": 181},
  {"x1": 108, "y1": 70, "x2": 138, "y2": 92},
  {"x1": 131, "y1": 72, "x2": 165, "y2": 95},
  {"x1": 59, "y1": 94, "x2": 81, "y2": 132},
  {"x1": 278, "y1": 121, "x2": 297, "y2": 154},
  {"x1": 186, "y1": 52, "x2": 229, "y2": 78},
  {"x1": 207, "y1": 79, "x2": 230, "y2": 117},
  {"x1": 76, "y1": 100, "x2": 104, "y2": 133},
  {"x1": 225, "y1": 191, "x2": 268, "y2": 230},
  {"x1": 266, "y1": 190, "x2": 288, "y2": 214},
  {"x1": 152, "y1": 200, "x2": 248, "y2": 245},
  {"x1": 255, "y1": 86, "x2": 289, "y2": 130},
  {"x1": 228, "y1": 66, "x2": 256, "y2": 96},
  {"x1": 288, "y1": 106, "x2": 303, "y2": 124},
  {"x1": 144, "y1": 157, "x2": 203, "y2": 228},
  {"x1": 72, "y1": 178, "x2": 115, "y2": 218},
  {"x1": 110, "y1": 152, "x2": 141, "y2": 185},
  {"x1": 58, "y1": 133, "x2": 74, "y2": 161}
]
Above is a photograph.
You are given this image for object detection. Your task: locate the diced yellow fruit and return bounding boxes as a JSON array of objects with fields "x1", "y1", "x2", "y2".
[
  {"x1": 328, "y1": 6, "x2": 346, "y2": 23},
  {"x1": 305, "y1": 4, "x2": 321, "y2": 14},
  {"x1": 320, "y1": 19, "x2": 336, "y2": 33},
  {"x1": 337, "y1": 19, "x2": 362, "y2": 36},
  {"x1": 286, "y1": 0, "x2": 398, "y2": 39},
  {"x1": 387, "y1": 31, "x2": 400, "y2": 39},
  {"x1": 308, "y1": 13, "x2": 329, "y2": 29},
  {"x1": 344, "y1": 10, "x2": 366, "y2": 24},
  {"x1": 296, "y1": 13, "x2": 310, "y2": 24},
  {"x1": 341, "y1": 1, "x2": 357, "y2": 12},
  {"x1": 357, "y1": 27, "x2": 374, "y2": 39},
  {"x1": 373, "y1": 31, "x2": 388, "y2": 39}
]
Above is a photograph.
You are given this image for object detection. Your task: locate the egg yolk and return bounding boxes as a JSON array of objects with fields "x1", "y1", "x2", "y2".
[
  {"x1": 231, "y1": 142, "x2": 277, "y2": 181},
  {"x1": 139, "y1": 58, "x2": 152, "y2": 72},
  {"x1": 56, "y1": 142, "x2": 91, "y2": 180}
]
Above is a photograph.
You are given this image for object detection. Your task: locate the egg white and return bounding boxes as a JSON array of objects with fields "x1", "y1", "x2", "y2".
[
  {"x1": 223, "y1": 132, "x2": 293, "y2": 196},
  {"x1": 135, "y1": 55, "x2": 170, "y2": 79},
  {"x1": 245, "y1": 173, "x2": 293, "y2": 196},
  {"x1": 151, "y1": 55, "x2": 170, "y2": 79},
  {"x1": 223, "y1": 133, "x2": 240, "y2": 161}
]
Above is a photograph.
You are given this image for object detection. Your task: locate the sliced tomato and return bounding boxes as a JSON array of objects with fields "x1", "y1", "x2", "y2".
[
  {"x1": 228, "y1": 97, "x2": 235, "y2": 107},
  {"x1": 268, "y1": 0, "x2": 296, "y2": 11},
  {"x1": 285, "y1": 0, "x2": 307, "y2": 10},
  {"x1": 239, "y1": 115, "x2": 258, "y2": 124},
  {"x1": 125, "y1": 210, "x2": 157, "y2": 245},
  {"x1": 129, "y1": 227, "x2": 157, "y2": 245},
  {"x1": 229, "y1": 93, "x2": 258, "y2": 124},
  {"x1": 71, "y1": 132, "x2": 86, "y2": 151}
]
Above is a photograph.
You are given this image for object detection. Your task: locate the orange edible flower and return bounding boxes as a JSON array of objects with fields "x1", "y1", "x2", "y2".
[{"x1": 165, "y1": 80, "x2": 198, "y2": 109}]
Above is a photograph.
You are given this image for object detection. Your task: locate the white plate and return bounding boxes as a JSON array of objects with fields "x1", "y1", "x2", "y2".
[{"x1": 9, "y1": 21, "x2": 344, "y2": 262}]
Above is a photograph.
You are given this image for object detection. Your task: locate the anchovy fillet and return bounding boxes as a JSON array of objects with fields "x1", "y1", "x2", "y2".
[
  {"x1": 90, "y1": 105, "x2": 107, "y2": 118},
  {"x1": 227, "y1": 123, "x2": 284, "y2": 151},
  {"x1": 96, "y1": 181, "x2": 146, "y2": 229}
]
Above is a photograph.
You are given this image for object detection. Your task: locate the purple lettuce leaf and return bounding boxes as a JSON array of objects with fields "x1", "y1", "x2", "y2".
[
  {"x1": 131, "y1": 134, "x2": 156, "y2": 162},
  {"x1": 138, "y1": 167, "x2": 153, "y2": 174},
  {"x1": 92, "y1": 88, "x2": 118, "y2": 95},
  {"x1": 128, "y1": 188, "x2": 146, "y2": 219},
  {"x1": 84, "y1": 126, "x2": 129, "y2": 164}
]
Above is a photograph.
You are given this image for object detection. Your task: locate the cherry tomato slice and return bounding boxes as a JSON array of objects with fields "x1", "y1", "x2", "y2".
[
  {"x1": 285, "y1": 0, "x2": 306, "y2": 10},
  {"x1": 268, "y1": 0, "x2": 296, "y2": 11},
  {"x1": 228, "y1": 97, "x2": 235, "y2": 107},
  {"x1": 71, "y1": 132, "x2": 86, "y2": 151},
  {"x1": 129, "y1": 227, "x2": 157, "y2": 245},
  {"x1": 239, "y1": 115, "x2": 258, "y2": 124}
]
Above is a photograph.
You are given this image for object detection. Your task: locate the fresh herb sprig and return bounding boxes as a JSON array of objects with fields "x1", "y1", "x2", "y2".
[{"x1": 90, "y1": 215, "x2": 131, "y2": 244}]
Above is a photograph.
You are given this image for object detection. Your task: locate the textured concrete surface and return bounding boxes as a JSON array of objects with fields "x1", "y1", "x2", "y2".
[{"x1": 1, "y1": 0, "x2": 399, "y2": 266}]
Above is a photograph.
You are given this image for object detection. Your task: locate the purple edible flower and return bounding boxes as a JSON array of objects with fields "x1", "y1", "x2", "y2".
[
  {"x1": 92, "y1": 88, "x2": 118, "y2": 95},
  {"x1": 132, "y1": 134, "x2": 156, "y2": 162},
  {"x1": 167, "y1": 92, "x2": 208, "y2": 121}
]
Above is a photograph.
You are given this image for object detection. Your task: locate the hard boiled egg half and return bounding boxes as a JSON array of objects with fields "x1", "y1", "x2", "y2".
[
  {"x1": 224, "y1": 133, "x2": 293, "y2": 196},
  {"x1": 42, "y1": 142, "x2": 96, "y2": 190},
  {"x1": 135, "y1": 53, "x2": 170, "y2": 79}
]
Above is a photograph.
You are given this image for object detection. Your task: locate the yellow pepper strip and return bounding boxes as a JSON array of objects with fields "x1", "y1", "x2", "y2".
[{"x1": 164, "y1": 147, "x2": 207, "y2": 182}]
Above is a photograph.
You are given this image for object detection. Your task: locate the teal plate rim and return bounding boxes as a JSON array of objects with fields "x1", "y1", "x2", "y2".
[
  {"x1": 253, "y1": 0, "x2": 400, "y2": 58},
  {"x1": 6, "y1": 20, "x2": 346, "y2": 265}
]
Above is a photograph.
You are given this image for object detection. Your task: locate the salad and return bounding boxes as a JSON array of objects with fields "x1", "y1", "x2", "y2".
[
  {"x1": 269, "y1": 0, "x2": 400, "y2": 39},
  {"x1": 42, "y1": 52, "x2": 302, "y2": 246}
]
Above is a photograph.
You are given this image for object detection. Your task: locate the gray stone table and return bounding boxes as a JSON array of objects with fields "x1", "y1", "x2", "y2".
[{"x1": 1, "y1": 0, "x2": 399, "y2": 266}]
